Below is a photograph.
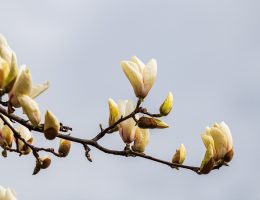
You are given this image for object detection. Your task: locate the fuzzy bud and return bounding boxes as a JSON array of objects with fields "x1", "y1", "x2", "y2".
[
  {"x1": 40, "y1": 155, "x2": 52, "y2": 169},
  {"x1": 172, "y1": 144, "x2": 186, "y2": 164},
  {"x1": 44, "y1": 110, "x2": 60, "y2": 140},
  {"x1": 137, "y1": 117, "x2": 169, "y2": 129},
  {"x1": 160, "y1": 92, "x2": 173, "y2": 116},
  {"x1": 58, "y1": 139, "x2": 71, "y2": 157}
]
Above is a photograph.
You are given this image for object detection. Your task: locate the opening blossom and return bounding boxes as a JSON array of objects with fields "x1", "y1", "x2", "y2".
[
  {"x1": 8, "y1": 65, "x2": 49, "y2": 125},
  {"x1": 200, "y1": 121, "x2": 233, "y2": 174},
  {"x1": 121, "y1": 56, "x2": 157, "y2": 99},
  {"x1": 0, "y1": 34, "x2": 18, "y2": 91},
  {"x1": 117, "y1": 100, "x2": 137, "y2": 144}
]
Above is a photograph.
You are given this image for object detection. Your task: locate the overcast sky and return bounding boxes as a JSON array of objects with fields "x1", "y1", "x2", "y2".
[{"x1": 0, "y1": 0, "x2": 260, "y2": 199}]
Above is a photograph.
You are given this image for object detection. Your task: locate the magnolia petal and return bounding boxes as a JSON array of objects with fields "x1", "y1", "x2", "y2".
[
  {"x1": 16, "y1": 124, "x2": 33, "y2": 154},
  {"x1": 0, "y1": 57, "x2": 9, "y2": 88},
  {"x1": 0, "y1": 185, "x2": 6, "y2": 199},
  {"x1": 30, "y1": 81, "x2": 49, "y2": 99},
  {"x1": 0, "y1": 45, "x2": 13, "y2": 65},
  {"x1": 125, "y1": 100, "x2": 135, "y2": 116},
  {"x1": 118, "y1": 99, "x2": 128, "y2": 116},
  {"x1": 108, "y1": 98, "x2": 120, "y2": 126},
  {"x1": 5, "y1": 188, "x2": 17, "y2": 200},
  {"x1": 131, "y1": 56, "x2": 145, "y2": 73},
  {"x1": 200, "y1": 144, "x2": 215, "y2": 174},
  {"x1": 219, "y1": 121, "x2": 233, "y2": 151},
  {"x1": 143, "y1": 59, "x2": 157, "y2": 98},
  {"x1": 201, "y1": 134, "x2": 215, "y2": 149},
  {"x1": 209, "y1": 126, "x2": 228, "y2": 160},
  {"x1": 4, "y1": 53, "x2": 18, "y2": 91},
  {"x1": 132, "y1": 128, "x2": 149, "y2": 153},
  {"x1": 18, "y1": 95, "x2": 41, "y2": 126},
  {"x1": 9, "y1": 65, "x2": 33, "y2": 107},
  {"x1": 121, "y1": 61, "x2": 144, "y2": 98},
  {"x1": 0, "y1": 34, "x2": 8, "y2": 46}
]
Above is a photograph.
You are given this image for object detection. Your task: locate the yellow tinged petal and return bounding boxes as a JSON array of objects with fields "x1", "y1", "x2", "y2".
[
  {"x1": 143, "y1": 59, "x2": 157, "y2": 98},
  {"x1": 18, "y1": 95, "x2": 41, "y2": 126},
  {"x1": 30, "y1": 81, "x2": 49, "y2": 99},
  {"x1": 9, "y1": 65, "x2": 33, "y2": 107},
  {"x1": 132, "y1": 128, "x2": 149, "y2": 153},
  {"x1": 172, "y1": 144, "x2": 186, "y2": 164},
  {"x1": 3, "y1": 53, "x2": 18, "y2": 92},
  {"x1": 0, "y1": 57, "x2": 9, "y2": 88},
  {"x1": 121, "y1": 61, "x2": 144, "y2": 98},
  {"x1": 200, "y1": 144, "x2": 215, "y2": 174},
  {"x1": 131, "y1": 56, "x2": 145, "y2": 73},
  {"x1": 108, "y1": 98, "x2": 120, "y2": 126}
]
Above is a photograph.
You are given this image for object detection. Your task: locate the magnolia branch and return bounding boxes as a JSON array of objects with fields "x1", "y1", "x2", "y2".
[{"x1": 0, "y1": 101, "x2": 221, "y2": 175}]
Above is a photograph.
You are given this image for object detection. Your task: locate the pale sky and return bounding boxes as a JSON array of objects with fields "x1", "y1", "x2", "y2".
[{"x1": 0, "y1": 0, "x2": 260, "y2": 199}]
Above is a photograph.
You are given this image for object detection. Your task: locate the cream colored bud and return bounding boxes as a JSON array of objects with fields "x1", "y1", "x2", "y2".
[
  {"x1": 16, "y1": 125, "x2": 33, "y2": 155},
  {"x1": 44, "y1": 110, "x2": 60, "y2": 140},
  {"x1": 18, "y1": 95, "x2": 41, "y2": 126},
  {"x1": 202, "y1": 122, "x2": 233, "y2": 163},
  {"x1": 160, "y1": 92, "x2": 173, "y2": 116},
  {"x1": 118, "y1": 100, "x2": 137, "y2": 144},
  {"x1": 121, "y1": 56, "x2": 157, "y2": 99},
  {"x1": 137, "y1": 117, "x2": 169, "y2": 129},
  {"x1": 172, "y1": 144, "x2": 186, "y2": 164},
  {"x1": 58, "y1": 139, "x2": 71, "y2": 157},
  {"x1": 132, "y1": 128, "x2": 149, "y2": 153},
  {"x1": 108, "y1": 98, "x2": 120, "y2": 126},
  {"x1": 0, "y1": 126, "x2": 14, "y2": 148},
  {"x1": 0, "y1": 116, "x2": 14, "y2": 148}
]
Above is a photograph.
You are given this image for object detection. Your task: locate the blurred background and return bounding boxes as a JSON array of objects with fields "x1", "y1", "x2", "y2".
[{"x1": 0, "y1": 0, "x2": 259, "y2": 199}]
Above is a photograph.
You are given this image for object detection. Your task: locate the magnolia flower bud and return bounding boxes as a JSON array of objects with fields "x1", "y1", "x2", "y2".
[
  {"x1": 44, "y1": 110, "x2": 60, "y2": 140},
  {"x1": 121, "y1": 56, "x2": 157, "y2": 99},
  {"x1": 132, "y1": 128, "x2": 149, "y2": 153},
  {"x1": 118, "y1": 100, "x2": 137, "y2": 144},
  {"x1": 200, "y1": 122, "x2": 233, "y2": 164},
  {"x1": 0, "y1": 116, "x2": 14, "y2": 148},
  {"x1": 172, "y1": 144, "x2": 186, "y2": 164},
  {"x1": 137, "y1": 117, "x2": 169, "y2": 129},
  {"x1": 16, "y1": 125, "x2": 33, "y2": 155},
  {"x1": 160, "y1": 92, "x2": 173, "y2": 116},
  {"x1": 39, "y1": 155, "x2": 52, "y2": 169},
  {"x1": 18, "y1": 95, "x2": 41, "y2": 126},
  {"x1": 0, "y1": 185, "x2": 17, "y2": 200},
  {"x1": 108, "y1": 98, "x2": 120, "y2": 126},
  {"x1": 58, "y1": 139, "x2": 71, "y2": 157}
]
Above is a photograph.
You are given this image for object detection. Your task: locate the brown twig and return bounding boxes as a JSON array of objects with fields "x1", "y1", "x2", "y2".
[{"x1": 0, "y1": 99, "x2": 222, "y2": 175}]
